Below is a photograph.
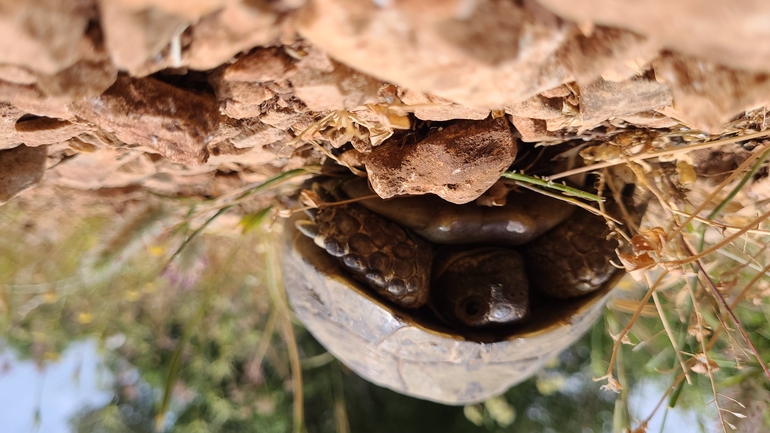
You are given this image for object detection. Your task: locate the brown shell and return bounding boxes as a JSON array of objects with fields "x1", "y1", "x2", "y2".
[
  {"x1": 283, "y1": 212, "x2": 621, "y2": 405},
  {"x1": 310, "y1": 203, "x2": 433, "y2": 308},
  {"x1": 525, "y1": 208, "x2": 620, "y2": 298}
]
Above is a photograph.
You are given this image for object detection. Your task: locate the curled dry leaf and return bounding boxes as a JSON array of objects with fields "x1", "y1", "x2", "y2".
[
  {"x1": 687, "y1": 323, "x2": 713, "y2": 343},
  {"x1": 300, "y1": 189, "x2": 324, "y2": 208},
  {"x1": 617, "y1": 227, "x2": 668, "y2": 280},
  {"x1": 691, "y1": 354, "x2": 720, "y2": 374},
  {"x1": 617, "y1": 251, "x2": 656, "y2": 281},
  {"x1": 597, "y1": 375, "x2": 623, "y2": 393},
  {"x1": 579, "y1": 143, "x2": 622, "y2": 162},
  {"x1": 633, "y1": 227, "x2": 668, "y2": 255},
  {"x1": 609, "y1": 329, "x2": 634, "y2": 345},
  {"x1": 367, "y1": 103, "x2": 411, "y2": 131}
]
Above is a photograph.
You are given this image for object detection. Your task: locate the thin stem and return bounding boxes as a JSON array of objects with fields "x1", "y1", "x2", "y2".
[
  {"x1": 501, "y1": 171, "x2": 605, "y2": 202},
  {"x1": 601, "y1": 271, "x2": 668, "y2": 385},
  {"x1": 682, "y1": 237, "x2": 770, "y2": 381},
  {"x1": 651, "y1": 288, "x2": 692, "y2": 384},
  {"x1": 686, "y1": 280, "x2": 729, "y2": 433},
  {"x1": 548, "y1": 131, "x2": 770, "y2": 180}
]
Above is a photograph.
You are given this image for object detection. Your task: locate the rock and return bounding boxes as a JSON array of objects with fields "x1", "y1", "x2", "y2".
[
  {"x1": 506, "y1": 95, "x2": 563, "y2": 120},
  {"x1": 364, "y1": 117, "x2": 516, "y2": 204},
  {"x1": 47, "y1": 148, "x2": 156, "y2": 190},
  {"x1": 556, "y1": 26, "x2": 659, "y2": 85},
  {"x1": 0, "y1": 144, "x2": 48, "y2": 205},
  {"x1": 538, "y1": 0, "x2": 770, "y2": 74},
  {"x1": 0, "y1": 104, "x2": 25, "y2": 150},
  {"x1": 508, "y1": 116, "x2": 556, "y2": 142},
  {"x1": 297, "y1": 0, "x2": 574, "y2": 109},
  {"x1": 653, "y1": 53, "x2": 770, "y2": 133},
  {"x1": 540, "y1": 85, "x2": 571, "y2": 98},
  {"x1": 0, "y1": 81, "x2": 74, "y2": 120},
  {"x1": 15, "y1": 118, "x2": 91, "y2": 147},
  {"x1": 615, "y1": 111, "x2": 679, "y2": 129},
  {"x1": 397, "y1": 89, "x2": 490, "y2": 121},
  {"x1": 291, "y1": 59, "x2": 382, "y2": 111},
  {"x1": 36, "y1": 59, "x2": 118, "y2": 99},
  {"x1": 259, "y1": 95, "x2": 308, "y2": 130},
  {"x1": 118, "y1": 0, "x2": 229, "y2": 20},
  {"x1": 0, "y1": 65, "x2": 37, "y2": 85},
  {"x1": 185, "y1": 2, "x2": 282, "y2": 71},
  {"x1": 223, "y1": 48, "x2": 297, "y2": 83},
  {"x1": 72, "y1": 75, "x2": 219, "y2": 165},
  {"x1": 99, "y1": 0, "x2": 188, "y2": 75},
  {"x1": 216, "y1": 81, "x2": 275, "y2": 119},
  {"x1": 229, "y1": 119, "x2": 292, "y2": 149},
  {"x1": 579, "y1": 76, "x2": 672, "y2": 129},
  {"x1": 0, "y1": 0, "x2": 95, "y2": 75},
  {"x1": 35, "y1": 23, "x2": 118, "y2": 98}
]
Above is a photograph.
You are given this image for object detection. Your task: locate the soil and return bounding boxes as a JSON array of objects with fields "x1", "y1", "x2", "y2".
[{"x1": 0, "y1": 0, "x2": 768, "y2": 220}]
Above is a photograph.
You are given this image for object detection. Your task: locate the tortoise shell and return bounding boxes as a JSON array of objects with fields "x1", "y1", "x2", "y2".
[{"x1": 282, "y1": 184, "x2": 633, "y2": 404}]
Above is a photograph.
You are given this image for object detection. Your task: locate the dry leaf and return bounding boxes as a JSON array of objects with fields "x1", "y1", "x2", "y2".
[
  {"x1": 300, "y1": 189, "x2": 323, "y2": 208},
  {"x1": 617, "y1": 251, "x2": 656, "y2": 281},
  {"x1": 691, "y1": 353, "x2": 720, "y2": 374},
  {"x1": 598, "y1": 375, "x2": 623, "y2": 393},
  {"x1": 687, "y1": 324, "x2": 712, "y2": 343},
  {"x1": 676, "y1": 160, "x2": 697, "y2": 184},
  {"x1": 609, "y1": 330, "x2": 634, "y2": 345},
  {"x1": 634, "y1": 227, "x2": 668, "y2": 255}
]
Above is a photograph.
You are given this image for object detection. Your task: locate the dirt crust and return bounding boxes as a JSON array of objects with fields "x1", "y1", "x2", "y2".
[{"x1": 0, "y1": 0, "x2": 769, "y2": 204}]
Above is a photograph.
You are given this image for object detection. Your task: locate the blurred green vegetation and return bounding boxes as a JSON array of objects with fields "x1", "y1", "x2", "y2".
[{"x1": 1, "y1": 187, "x2": 769, "y2": 433}]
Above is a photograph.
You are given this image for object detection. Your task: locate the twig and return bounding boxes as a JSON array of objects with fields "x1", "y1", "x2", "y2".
[
  {"x1": 668, "y1": 209, "x2": 770, "y2": 236},
  {"x1": 664, "y1": 208, "x2": 770, "y2": 266},
  {"x1": 681, "y1": 237, "x2": 770, "y2": 382},
  {"x1": 651, "y1": 287, "x2": 692, "y2": 385},
  {"x1": 668, "y1": 141, "x2": 770, "y2": 239},
  {"x1": 686, "y1": 279, "x2": 730, "y2": 433},
  {"x1": 599, "y1": 271, "x2": 668, "y2": 388},
  {"x1": 250, "y1": 309, "x2": 278, "y2": 379},
  {"x1": 265, "y1": 234, "x2": 304, "y2": 433},
  {"x1": 162, "y1": 169, "x2": 309, "y2": 273},
  {"x1": 548, "y1": 130, "x2": 770, "y2": 180}
]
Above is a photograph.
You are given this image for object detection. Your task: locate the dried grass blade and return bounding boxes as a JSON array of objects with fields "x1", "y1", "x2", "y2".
[
  {"x1": 265, "y1": 232, "x2": 304, "y2": 433},
  {"x1": 549, "y1": 130, "x2": 770, "y2": 181},
  {"x1": 163, "y1": 169, "x2": 309, "y2": 273},
  {"x1": 651, "y1": 289, "x2": 692, "y2": 384},
  {"x1": 682, "y1": 238, "x2": 770, "y2": 382}
]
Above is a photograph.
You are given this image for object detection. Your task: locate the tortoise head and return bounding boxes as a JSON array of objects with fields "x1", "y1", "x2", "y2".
[{"x1": 431, "y1": 248, "x2": 530, "y2": 328}]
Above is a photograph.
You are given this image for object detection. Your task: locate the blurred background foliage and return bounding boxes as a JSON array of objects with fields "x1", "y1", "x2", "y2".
[{"x1": 1, "y1": 186, "x2": 769, "y2": 433}]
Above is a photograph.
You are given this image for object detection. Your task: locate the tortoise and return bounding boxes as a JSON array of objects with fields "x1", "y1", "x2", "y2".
[{"x1": 282, "y1": 175, "x2": 643, "y2": 405}]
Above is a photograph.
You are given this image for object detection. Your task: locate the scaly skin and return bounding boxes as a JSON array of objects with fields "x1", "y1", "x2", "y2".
[
  {"x1": 524, "y1": 208, "x2": 619, "y2": 299},
  {"x1": 309, "y1": 203, "x2": 433, "y2": 308}
]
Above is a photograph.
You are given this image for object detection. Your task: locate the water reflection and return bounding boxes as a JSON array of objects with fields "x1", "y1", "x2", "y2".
[{"x1": 0, "y1": 340, "x2": 112, "y2": 433}]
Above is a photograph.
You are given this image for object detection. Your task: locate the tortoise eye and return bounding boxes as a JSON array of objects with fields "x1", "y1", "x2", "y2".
[{"x1": 460, "y1": 296, "x2": 484, "y2": 318}]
